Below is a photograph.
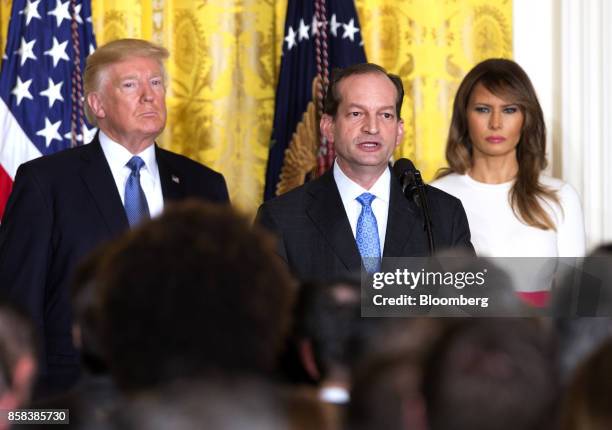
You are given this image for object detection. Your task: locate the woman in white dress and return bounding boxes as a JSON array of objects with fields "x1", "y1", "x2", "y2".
[{"x1": 430, "y1": 59, "x2": 586, "y2": 305}]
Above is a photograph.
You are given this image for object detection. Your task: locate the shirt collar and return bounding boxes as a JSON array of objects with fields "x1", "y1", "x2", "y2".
[
  {"x1": 99, "y1": 130, "x2": 158, "y2": 179},
  {"x1": 333, "y1": 160, "x2": 390, "y2": 203}
]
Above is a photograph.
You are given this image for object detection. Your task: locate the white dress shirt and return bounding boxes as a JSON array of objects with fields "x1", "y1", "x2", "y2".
[
  {"x1": 99, "y1": 131, "x2": 164, "y2": 218},
  {"x1": 333, "y1": 161, "x2": 391, "y2": 254}
]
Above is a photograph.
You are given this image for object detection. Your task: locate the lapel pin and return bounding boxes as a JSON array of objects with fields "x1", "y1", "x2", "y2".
[{"x1": 171, "y1": 175, "x2": 180, "y2": 184}]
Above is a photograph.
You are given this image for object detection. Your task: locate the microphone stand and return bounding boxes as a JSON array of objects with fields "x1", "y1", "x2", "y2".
[{"x1": 405, "y1": 170, "x2": 435, "y2": 256}]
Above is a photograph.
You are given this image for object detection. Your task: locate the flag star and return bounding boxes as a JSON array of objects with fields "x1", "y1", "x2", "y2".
[
  {"x1": 48, "y1": 0, "x2": 71, "y2": 28},
  {"x1": 73, "y1": 3, "x2": 83, "y2": 24},
  {"x1": 39, "y1": 78, "x2": 64, "y2": 108},
  {"x1": 329, "y1": 14, "x2": 342, "y2": 37},
  {"x1": 19, "y1": 0, "x2": 42, "y2": 25},
  {"x1": 297, "y1": 19, "x2": 310, "y2": 41},
  {"x1": 63, "y1": 124, "x2": 98, "y2": 143},
  {"x1": 284, "y1": 26, "x2": 297, "y2": 50},
  {"x1": 36, "y1": 118, "x2": 63, "y2": 148},
  {"x1": 342, "y1": 19, "x2": 360, "y2": 41},
  {"x1": 11, "y1": 77, "x2": 34, "y2": 106},
  {"x1": 82, "y1": 124, "x2": 98, "y2": 143},
  {"x1": 16, "y1": 37, "x2": 37, "y2": 66},
  {"x1": 45, "y1": 37, "x2": 69, "y2": 67}
]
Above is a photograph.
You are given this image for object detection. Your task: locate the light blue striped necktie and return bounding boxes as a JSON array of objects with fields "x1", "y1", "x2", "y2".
[
  {"x1": 356, "y1": 192, "x2": 381, "y2": 273},
  {"x1": 124, "y1": 156, "x2": 150, "y2": 227}
]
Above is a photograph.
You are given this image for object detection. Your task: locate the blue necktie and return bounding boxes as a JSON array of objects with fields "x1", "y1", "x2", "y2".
[
  {"x1": 124, "y1": 156, "x2": 150, "y2": 227},
  {"x1": 356, "y1": 192, "x2": 381, "y2": 273}
]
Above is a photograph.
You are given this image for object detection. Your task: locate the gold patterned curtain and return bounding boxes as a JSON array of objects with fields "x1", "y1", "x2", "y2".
[
  {"x1": 356, "y1": 0, "x2": 512, "y2": 180},
  {"x1": 0, "y1": 1, "x2": 12, "y2": 57},
  {"x1": 0, "y1": 0, "x2": 511, "y2": 213},
  {"x1": 90, "y1": 0, "x2": 284, "y2": 214}
]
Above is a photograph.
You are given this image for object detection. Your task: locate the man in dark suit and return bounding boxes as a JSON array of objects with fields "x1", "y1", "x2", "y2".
[
  {"x1": 0, "y1": 39, "x2": 229, "y2": 397},
  {"x1": 257, "y1": 63, "x2": 473, "y2": 281}
]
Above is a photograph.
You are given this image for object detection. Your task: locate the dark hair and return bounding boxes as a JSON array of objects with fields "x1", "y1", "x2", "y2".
[
  {"x1": 348, "y1": 318, "x2": 448, "y2": 430},
  {"x1": 71, "y1": 243, "x2": 113, "y2": 374},
  {"x1": 348, "y1": 348, "x2": 422, "y2": 430},
  {"x1": 438, "y1": 58, "x2": 560, "y2": 230},
  {"x1": 96, "y1": 201, "x2": 296, "y2": 392},
  {"x1": 562, "y1": 340, "x2": 612, "y2": 430},
  {"x1": 423, "y1": 319, "x2": 558, "y2": 430},
  {"x1": 0, "y1": 296, "x2": 37, "y2": 393},
  {"x1": 294, "y1": 279, "x2": 362, "y2": 377},
  {"x1": 323, "y1": 63, "x2": 404, "y2": 118}
]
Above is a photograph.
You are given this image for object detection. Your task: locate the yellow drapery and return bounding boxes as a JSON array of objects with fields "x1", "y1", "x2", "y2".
[
  {"x1": 90, "y1": 0, "x2": 282, "y2": 213},
  {"x1": 0, "y1": 0, "x2": 511, "y2": 213},
  {"x1": 0, "y1": 1, "x2": 13, "y2": 57},
  {"x1": 356, "y1": 0, "x2": 512, "y2": 179}
]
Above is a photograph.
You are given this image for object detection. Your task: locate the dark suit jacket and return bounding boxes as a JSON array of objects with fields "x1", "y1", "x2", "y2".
[
  {"x1": 256, "y1": 168, "x2": 474, "y2": 281},
  {"x1": 0, "y1": 135, "x2": 229, "y2": 395}
]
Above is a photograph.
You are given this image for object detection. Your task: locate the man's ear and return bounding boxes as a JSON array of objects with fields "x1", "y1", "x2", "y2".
[
  {"x1": 8, "y1": 355, "x2": 36, "y2": 407},
  {"x1": 298, "y1": 338, "x2": 320, "y2": 381},
  {"x1": 320, "y1": 113, "x2": 335, "y2": 143},
  {"x1": 395, "y1": 118, "x2": 404, "y2": 149},
  {"x1": 87, "y1": 92, "x2": 106, "y2": 119}
]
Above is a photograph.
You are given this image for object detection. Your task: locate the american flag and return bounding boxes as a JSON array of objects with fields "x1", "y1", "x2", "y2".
[
  {"x1": 263, "y1": 0, "x2": 366, "y2": 201},
  {"x1": 0, "y1": 0, "x2": 97, "y2": 219}
]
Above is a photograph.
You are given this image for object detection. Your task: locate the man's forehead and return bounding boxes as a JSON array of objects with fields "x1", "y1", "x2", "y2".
[
  {"x1": 336, "y1": 72, "x2": 397, "y2": 104},
  {"x1": 109, "y1": 57, "x2": 164, "y2": 78},
  {"x1": 339, "y1": 71, "x2": 393, "y2": 85}
]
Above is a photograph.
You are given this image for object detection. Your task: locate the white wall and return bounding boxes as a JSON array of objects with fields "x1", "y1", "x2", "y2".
[
  {"x1": 513, "y1": 0, "x2": 557, "y2": 174},
  {"x1": 514, "y1": 0, "x2": 612, "y2": 250}
]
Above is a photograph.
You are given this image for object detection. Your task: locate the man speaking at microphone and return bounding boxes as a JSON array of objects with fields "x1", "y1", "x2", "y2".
[{"x1": 257, "y1": 63, "x2": 474, "y2": 281}]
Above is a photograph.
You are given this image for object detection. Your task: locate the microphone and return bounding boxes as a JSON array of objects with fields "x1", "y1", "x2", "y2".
[
  {"x1": 392, "y1": 158, "x2": 422, "y2": 206},
  {"x1": 392, "y1": 158, "x2": 435, "y2": 255}
]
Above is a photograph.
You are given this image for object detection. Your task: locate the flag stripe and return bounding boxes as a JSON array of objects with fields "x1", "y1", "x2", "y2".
[
  {"x1": 0, "y1": 0, "x2": 96, "y2": 218},
  {"x1": 0, "y1": 97, "x2": 42, "y2": 178},
  {"x1": 0, "y1": 163, "x2": 12, "y2": 220}
]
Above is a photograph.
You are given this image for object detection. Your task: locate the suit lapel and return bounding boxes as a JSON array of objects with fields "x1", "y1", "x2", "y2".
[
  {"x1": 79, "y1": 135, "x2": 129, "y2": 234},
  {"x1": 383, "y1": 170, "x2": 419, "y2": 257},
  {"x1": 306, "y1": 171, "x2": 362, "y2": 272},
  {"x1": 156, "y1": 146, "x2": 185, "y2": 203}
]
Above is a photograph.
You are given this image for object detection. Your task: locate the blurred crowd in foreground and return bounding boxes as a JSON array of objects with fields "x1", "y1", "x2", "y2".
[{"x1": 0, "y1": 201, "x2": 611, "y2": 430}]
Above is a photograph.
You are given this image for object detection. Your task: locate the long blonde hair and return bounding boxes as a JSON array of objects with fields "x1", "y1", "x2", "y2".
[{"x1": 438, "y1": 58, "x2": 559, "y2": 230}]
